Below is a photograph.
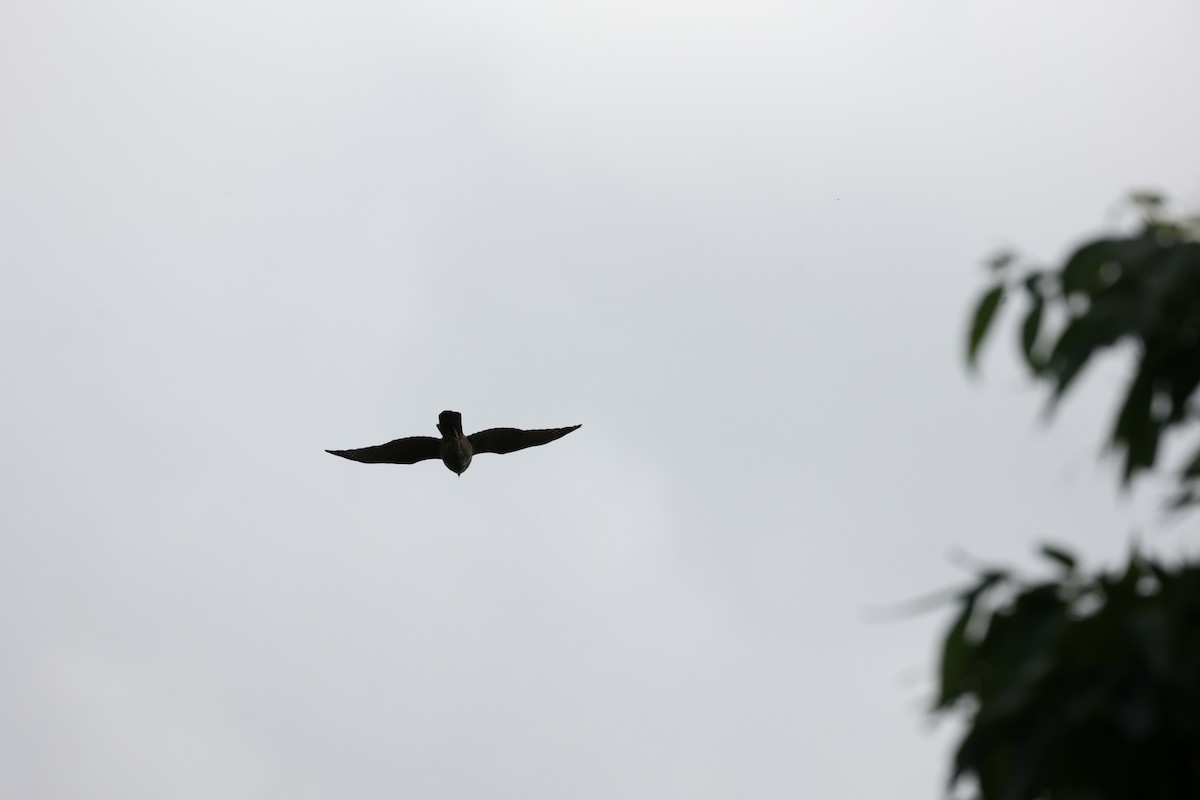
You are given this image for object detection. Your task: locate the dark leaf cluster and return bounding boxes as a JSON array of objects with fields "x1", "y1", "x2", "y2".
[
  {"x1": 966, "y1": 194, "x2": 1200, "y2": 497},
  {"x1": 937, "y1": 546, "x2": 1200, "y2": 800}
]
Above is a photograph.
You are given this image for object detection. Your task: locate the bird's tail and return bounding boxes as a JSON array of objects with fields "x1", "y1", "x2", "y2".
[{"x1": 437, "y1": 410, "x2": 463, "y2": 438}]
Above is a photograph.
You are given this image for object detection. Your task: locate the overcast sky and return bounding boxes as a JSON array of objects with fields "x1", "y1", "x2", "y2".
[{"x1": 2, "y1": 0, "x2": 1199, "y2": 797}]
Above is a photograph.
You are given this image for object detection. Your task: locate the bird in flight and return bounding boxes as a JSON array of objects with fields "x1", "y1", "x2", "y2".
[{"x1": 326, "y1": 410, "x2": 581, "y2": 476}]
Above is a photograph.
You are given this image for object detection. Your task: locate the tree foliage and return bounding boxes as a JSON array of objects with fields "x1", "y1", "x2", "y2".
[
  {"x1": 937, "y1": 547, "x2": 1200, "y2": 800},
  {"x1": 940, "y1": 193, "x2": 1200, "y2": 799},
  {"x1": 967, "y1": 193, "x2": 1200, "y2": 500}
]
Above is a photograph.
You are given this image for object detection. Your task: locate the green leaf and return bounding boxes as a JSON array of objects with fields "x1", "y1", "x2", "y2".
[
  {"x1": 937, "y1": 593, "x2": 979, "y2": 708},
  {"x1": 1020, "y1": 296, "x2": 1045, "y2": 371},
  {"x1": 1060, "y1": 239, "x2": 1116, "y2": 296},
  {"x1": 1040, "y1": 544, "x2": 1076, "y2": 571},
  {"x1": 950, "y1": 724, "x2": 985, "y2": 786},
  {"x1": 967, "y1": 284, "x2": 1006, "y2": 368},
  {"x1": 1021, "y1": 271, "x2": 1046, "y2": 297},
  {"x1": 1111, "y1": 372, "x2": 1159, "y2": 484},
  {"x1": 1044, "y1": 300, "x2": 1134, "y2": 403},
  {"x1": 1044, "y1": 319, "x2": 1101, "y2": 402}
]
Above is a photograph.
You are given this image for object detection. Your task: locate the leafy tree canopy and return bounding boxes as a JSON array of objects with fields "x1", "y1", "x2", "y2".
[
  {"x1": 967, "y1": 193, "x2": 1200, "y2": 503},
  {"x1": 937, "y1": 546, "x2": 1200, "y2": 800},
  {"x1": 938, "y1": 193, "x2": 1200, "y2": 800}
]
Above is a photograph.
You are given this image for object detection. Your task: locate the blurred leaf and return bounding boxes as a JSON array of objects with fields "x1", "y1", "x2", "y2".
[
  {"x1": 987, "y1": 250, "x2": 1017, "y2": 272},
  {"x1": 1111, "y1": 372, "x2": 1159, "y2": 484},
  {"x1": 1019, "y1": 271, "x2": 1044, "y2": 300},
  {"x1": 950, "y1": 723, "x2": 986, "y2": 785},
  {"x1": 1148, "y1": 561, "x2": 1171, "y2": 586},
  {"x1": 1043, "y1": 293, "x2": 1139, "y2": 410},
  {"x1": 1114, "y1": 680, "x2": 1158, "y2": 740},
  {"x1": 938, "y1": 597, "x2": 976, "y2": 709},
  {"x1": 1125, "y1": 608, "x2": 1170, "y2": 681},
  {"x1": 1040, "y1": 544, "x2": 1076, "y2": 571},
  {"x1": 1182, "y1": 443, "x2": 1200, "y2": 478},
  {"x1": 1060, "y1": 673, "x2": 1108, "y2": 725},
  {"x1": 1060, "y1": 239, "x2": 1117, "y2": 296},
  {"x1": 977, "y1": 569, "x2": 1009, "y2": 588},
  {"x1": 1046, "y1": 319, "x2": 1099, "y2": 402},
  {"x1": 1020, "y1": 296, "x2": 1045, "y2": 371},
  {"x1": 1129, "y1": 190, "x2": 1166, "y2": 216},
  {"x1": 968, "y1": 284, "x2": 1006, "y2": 368},
  {"x1": 1166, "y1": 489, "x2": 1198, "y2": 511}
]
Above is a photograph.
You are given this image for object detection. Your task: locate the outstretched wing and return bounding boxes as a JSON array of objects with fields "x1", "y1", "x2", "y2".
[
  {"x1": 468, "y1": 424, "x2": 581, "y2": 455},
  {"x1": 326, "y1": 436, "x2": 441, "y2": 465}
]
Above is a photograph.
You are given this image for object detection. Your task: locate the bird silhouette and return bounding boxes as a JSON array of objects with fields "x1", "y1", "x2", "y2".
[{"x1": 326, "y1": 410, "x2": 580, "y2": 476}]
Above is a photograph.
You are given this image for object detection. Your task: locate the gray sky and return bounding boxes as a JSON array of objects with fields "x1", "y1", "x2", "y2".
[{"x1": 2, "y1": 0, "x2": 1198, "y2": 797}]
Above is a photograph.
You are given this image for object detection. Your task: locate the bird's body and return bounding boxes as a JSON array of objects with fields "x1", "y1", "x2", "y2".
[
  {"x1": 327, "y1": 410, "x2": 579, "y2": 476},
  {"x1": 436, "y1": 411, "x2": 474, "y2": 474}
]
